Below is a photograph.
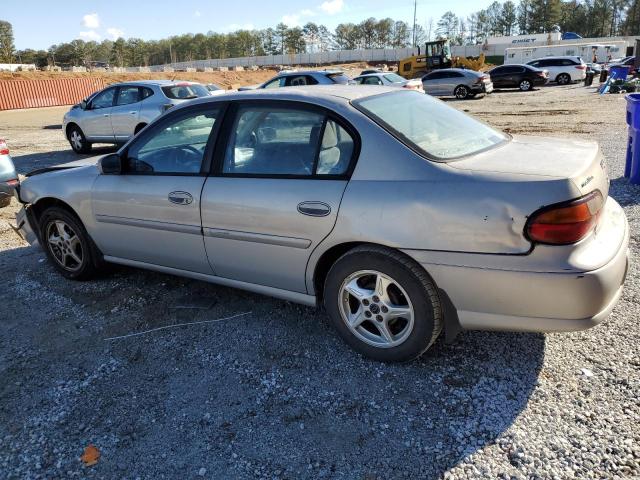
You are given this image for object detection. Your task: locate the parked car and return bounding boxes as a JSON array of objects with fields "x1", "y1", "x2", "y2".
[
  {"x1": 63, "y1": 81, "x2": 210, "y2": 154},
  {"x1": 238, "y1": 70, "x2": 353, "y2": 91},
  {"x1": 16, "y1": 86, "x2": 629, "y2": 362},
  {"x1": 608, "y1": 56, "x2": 635, "y2": 68},
  {"x1": 421, "y1": 68, "x2": 493, "y2": 99},
  {"x1": 353, "y1": 72, "x2": 424, "y2": 93},
  {"x1": 488, "y1": 64, "x2": 549, "y2": 91},
  {"x1": 205, "y1": 83, "x2": 226, "y2": 96},
  {"x1": 0, "y1": 139, "x2": 17, "y2": 208},
  {"x1": 526, "y1": 56, "x2": 587, "y2": 84}
]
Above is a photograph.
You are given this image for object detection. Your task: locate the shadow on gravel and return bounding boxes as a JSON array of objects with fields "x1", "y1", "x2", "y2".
[
  {"x1": 12, "y1": 147, "x2": 116, "y2": 175},
  {"x1": 609, "y1": 176, "x2": 640, "y2": 207},
  {"x1": 0, "y1": 243, "x2": 546, "y2": 479}
]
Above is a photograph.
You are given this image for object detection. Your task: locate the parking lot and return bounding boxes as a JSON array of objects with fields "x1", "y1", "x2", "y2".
[{"x1": 1, "y1": 84, "x2": 639, "y2": 479}]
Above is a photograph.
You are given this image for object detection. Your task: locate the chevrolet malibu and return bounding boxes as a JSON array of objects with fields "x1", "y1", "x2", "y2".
[{"x1": 16, "y1": 86, "x2": 629, "y2": 362}]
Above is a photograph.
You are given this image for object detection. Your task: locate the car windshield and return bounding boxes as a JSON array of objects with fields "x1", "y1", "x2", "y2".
[
  {"x1": 327, "y1": 73, "x2": 351, "y2": 84},
  {"x1": 383, "y1": 73, "x2": 406, "y2": 83},
  {"x1": 353, "y1": 91, "x2": 508, "y2": 161},
  {"x1": 161, "y1": 84, "x2": 209, "y2": 99}
]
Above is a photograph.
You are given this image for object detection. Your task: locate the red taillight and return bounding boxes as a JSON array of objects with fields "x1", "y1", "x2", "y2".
[
  {"x1": 525, "y1": 191, "x2": 604, "y2": 245},
  {"x1": 575, "y1": 65, "x2": 586, "y2": 70},
  {"x1": 6, "y1": 179, "x2": 19, "y2": 187},
  {"x1": 0, "y1": 139, "x2": 8, "y2": 155}
]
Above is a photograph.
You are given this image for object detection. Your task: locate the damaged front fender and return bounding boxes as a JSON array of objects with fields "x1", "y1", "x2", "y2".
[{"x1": 14, "y1": 205, "x2": 39, "y2": 246}]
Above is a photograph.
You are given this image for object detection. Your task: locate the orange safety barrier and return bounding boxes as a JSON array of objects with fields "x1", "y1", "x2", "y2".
[{"x1": 0, "y1": 78, "x2": 107, "y2": 110}]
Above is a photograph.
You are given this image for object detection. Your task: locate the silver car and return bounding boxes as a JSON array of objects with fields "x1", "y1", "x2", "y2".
[
  {"x1": 422, "y1": 68, "x2": 493, "y2": 99},
  {"x1": 63, "y1": 81, "x2": 210, "y2": 154},
  {"x1": 238, "y1": 70, "x2": 352, "y2": 91},
  {"x1": 0, "y1": 139, "x2": 17, "y2": 207},
  {"x1": 16, "y1": 86, "x2": 629, "y2": 362},
  {"x1": 353, "y1": 72, "x2": 424, "y2": 93}
]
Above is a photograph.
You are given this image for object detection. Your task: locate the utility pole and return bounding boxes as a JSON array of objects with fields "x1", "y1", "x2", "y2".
[{"x1": 412, "y1": 0, "x2": 417, "y2": 47}]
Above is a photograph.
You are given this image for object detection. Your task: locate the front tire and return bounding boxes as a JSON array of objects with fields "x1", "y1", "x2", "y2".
[
  {"x1": 454, "y1": 85, "x2": 469, "y2": 99},
  {"x1": 324, "y1": 245, "x2": 442, "y2": 362},
  {"x1": 67, "y1": 125, "x2": 92, "y2": 154},
  {"x1": 39, "y1": 207, "x2": 101, "y2": 280},
  {"x1": 556, "y1": 73, "x2": 571, "y2": 85}
]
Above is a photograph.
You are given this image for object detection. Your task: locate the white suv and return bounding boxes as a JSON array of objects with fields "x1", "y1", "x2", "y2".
[{"x1": 527, "y1": 56, "x2": 587, "y2": 85}]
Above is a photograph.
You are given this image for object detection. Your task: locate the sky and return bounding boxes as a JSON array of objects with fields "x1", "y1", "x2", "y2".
[{"x1": 4, "y1": 0, "x2": 482, "y2": 50}]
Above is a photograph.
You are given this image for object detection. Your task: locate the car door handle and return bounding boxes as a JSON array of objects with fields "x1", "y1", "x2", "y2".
[
  {"x1": 297, "y1": 201, "x2": 331, "y2": 217},
  {"x1": 103, "y1": 114, "x2": 110, "y2": 117},
  {"x1": 168, "y1": 191, "x2": 193, "y2": 205},
  {"x1": 130, "y1": 111, "x2": 137, "y2": 114}
]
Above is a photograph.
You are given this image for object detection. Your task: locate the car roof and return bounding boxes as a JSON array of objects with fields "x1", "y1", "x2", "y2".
[
  {"x1": 185, "y1": 85, "x2": 398, "y2": 107},
  {"x1": 276, "y1": 70, "x2": 345, "y2": 77},
  {"x1": 111, "y1": 80, "x2": 200, "y2": 87},
  {"x1": 530, "y1": 56, "x2": 582, "y2": 60}
]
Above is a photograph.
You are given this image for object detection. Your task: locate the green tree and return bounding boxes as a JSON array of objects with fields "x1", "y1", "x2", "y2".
[
  {"x1": 501, "y1": 1, "x2": 518, "y2": 35},
  {"x1": 0, "y1": 20, "x2": 15, "y2": 63}
]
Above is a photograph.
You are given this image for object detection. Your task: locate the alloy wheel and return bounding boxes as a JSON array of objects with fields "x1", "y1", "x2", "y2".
[
  {"x1": 455, "y1": 86, "x2": 468, "y2": 99},
  {"x1": 520, "y1": 80, "x2": 531, "y2": 91},
  {"x1": 339, "y1": 270, "x2": 415, "y2": 349},
  {"x1": 70, "y1": 130, "x2": 83, "y2": 151},
  {"x1": 46, "y1": 220, "x2": 83, "y2": 272}
]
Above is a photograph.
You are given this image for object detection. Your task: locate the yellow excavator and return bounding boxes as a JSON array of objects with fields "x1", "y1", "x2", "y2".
[{"x1": 399, "y1": 40, "x2": 453, "y2": 79}]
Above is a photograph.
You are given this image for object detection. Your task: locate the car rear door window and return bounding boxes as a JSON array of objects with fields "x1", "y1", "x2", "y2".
[
  {"x1": 222, "y1": 106, "x2": 355, "y2": 177},
  {"x1": 363, "y1": 76, "x2": 383, "y2": 85},
  {"x1": 116, "y1": 86, "x2": 140, "y2": 106},
  {"x1": 223, "y1": 107, "x2": 324, "y2": 176},
  {"x1": 125, "y1": 108, "x2": 219, "y2": 174},
  {"x1": 161, "y1": 84, "x2": 209, "y2": 99},
  {"x1": 91, "y1": 88, "x2": 115, "y2": 109},
  {"x1": 141, "y1": 87, "x2": 154, "y2": 99}
]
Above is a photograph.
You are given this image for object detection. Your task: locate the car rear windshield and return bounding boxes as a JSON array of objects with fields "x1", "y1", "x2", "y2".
[
  {"x1": 161, "y1": 84, "x2": 210, "y2": 100},
  {"x1": 326, "y1": 73, "x2": 351, "y2": 84},
  {"x1": 353, "y1": 91, "x2": 508, "y2": 161}
]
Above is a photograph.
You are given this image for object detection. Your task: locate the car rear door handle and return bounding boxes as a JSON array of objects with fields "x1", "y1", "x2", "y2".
[
  {"x1": 130, "y1": 111, "x2": 137, "y2": 114},
  {"x1": 297, "y1": 201, "x2": 331, "y2": 217},
  {"x1": 168, "y1": 191, "x2": 193, "y2": 205}
]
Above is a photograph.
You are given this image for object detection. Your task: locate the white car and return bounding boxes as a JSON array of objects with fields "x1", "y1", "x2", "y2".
[{"x1": 526, "y1": 56, "x2": 587, "y2": 85}]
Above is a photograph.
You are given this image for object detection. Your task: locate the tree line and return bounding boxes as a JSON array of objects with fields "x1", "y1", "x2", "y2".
[{"x1": 0, "y1": 1, "x2": 639, "y2": 68}]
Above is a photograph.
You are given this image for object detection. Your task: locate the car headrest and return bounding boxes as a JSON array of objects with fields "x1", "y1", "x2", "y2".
[{"x1": 322, "y1": 122, "x2": 338, "y2": 149}]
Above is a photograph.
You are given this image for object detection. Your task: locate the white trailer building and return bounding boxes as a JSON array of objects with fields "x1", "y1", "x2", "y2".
[{"x1": 504, "y1": 42, "x2": 627, "y2": 64}]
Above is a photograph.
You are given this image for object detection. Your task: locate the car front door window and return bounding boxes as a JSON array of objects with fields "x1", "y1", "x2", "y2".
[
  {"x1": 90, "y1": 88, "x2": 115, "y2": 109},
  {"x1": 126, "y1": 108, "x2": 219, "y2": 174}
]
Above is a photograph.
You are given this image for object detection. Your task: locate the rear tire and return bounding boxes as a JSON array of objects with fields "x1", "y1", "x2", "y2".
[
  {"x1": 134, "y1": 123, "x2": 147, "y2": 135},
  {"x1": 454, "y1": 85, "x2": 470, "y2": 99},
  {"x1": 324, "y1": 245, "x2": 442, "y2": 362},
  {"x1": 39, "y1": 207, "x2": 102, "y2": 280},
  {"x1": 67, "y1": 125, "x2": 91, "y2": 154},
  {"x1": 519, "y1": 79, "x2": 533, "y2": 91},
  {"x1": 556, "y1": 73, "x2": 571, "y2": 85}
]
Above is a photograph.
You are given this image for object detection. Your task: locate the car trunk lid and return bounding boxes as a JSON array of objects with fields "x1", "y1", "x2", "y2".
[{"x1": 447, "y1": 135, "x2": 609, "y2": 199}]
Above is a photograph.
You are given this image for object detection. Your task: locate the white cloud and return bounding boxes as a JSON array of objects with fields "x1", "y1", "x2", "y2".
[
  {"x1": 106, "y1": 27, "x2": 124, "y2": 40},
  {"x1": 79, "y1": 30, "x2": 101, "y2": 41},
  {"x1": 82, "y1": 13, "x2": 100, "y2": 29},
  {"x1": 282, "y1": 14, "x2": 301, "y2": 26},
  {"x1": 319, "y1": 0, "x2": 344, "y2": 15},
  {"x1": 194, "y1": 10, "x2": 202, "y2": 17},
  {"x1": 282, "y1": 8, "x2": 316, "y2": 26}
]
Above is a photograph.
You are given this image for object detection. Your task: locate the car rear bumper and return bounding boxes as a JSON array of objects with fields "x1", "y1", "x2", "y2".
[
  {"x1": 471, "y1": 82, "x2": 493, "y2": 94},
  {"x1": 403, "y1": 199, "x2": 630, "y2": 333}
]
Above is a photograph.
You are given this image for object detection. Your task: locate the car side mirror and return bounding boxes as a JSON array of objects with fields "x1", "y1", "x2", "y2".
[
  {"x1": 80, "y1": 100, "x2": 88, "y2": 110},
  {"x1": 99, "y1": 153, "x2": 122, "y2": 175}
]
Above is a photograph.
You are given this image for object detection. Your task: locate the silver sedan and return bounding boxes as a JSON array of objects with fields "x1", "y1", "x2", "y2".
[
  {"x1": 62, "y1": 81, "x2": 210, "y2": 154},
  {"x1": 422, "y1": 68, "x2": 493, "y2": 99},
  {"x1": 16, "y1": 86, "x2": 629, "y2": 362}
]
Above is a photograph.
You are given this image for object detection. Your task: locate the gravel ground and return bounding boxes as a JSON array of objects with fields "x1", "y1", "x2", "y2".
[{"x1": 0, "y1": 83, "x2": 639, "y2": 479}]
